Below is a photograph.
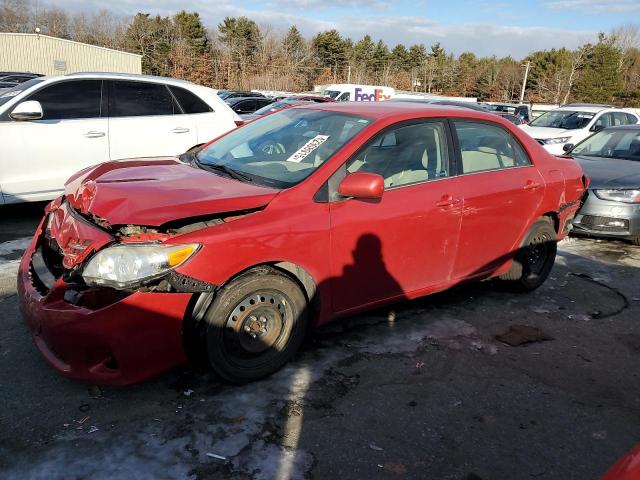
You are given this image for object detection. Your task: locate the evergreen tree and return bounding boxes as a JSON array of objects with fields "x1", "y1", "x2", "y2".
[{"x1": 574, "y1": 34, "x2": 623, "y2": 103}]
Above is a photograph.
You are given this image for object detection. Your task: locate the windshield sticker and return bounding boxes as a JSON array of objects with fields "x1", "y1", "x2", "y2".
[
  {"x1": 286, "y1": 135, "x2": 330, "y2": 163},
  {"x1": 0, "y1": 90, "x2": 20, "y2": 98}
]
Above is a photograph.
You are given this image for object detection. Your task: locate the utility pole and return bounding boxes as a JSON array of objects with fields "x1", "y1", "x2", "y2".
[{"x1": 519, "y1": 61, "x2": 533, "y2": 104}]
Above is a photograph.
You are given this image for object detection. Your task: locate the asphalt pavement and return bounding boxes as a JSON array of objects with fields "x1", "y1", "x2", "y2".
[{"x1": 1, "y1": 202, "x2": 639, "y2": 480}]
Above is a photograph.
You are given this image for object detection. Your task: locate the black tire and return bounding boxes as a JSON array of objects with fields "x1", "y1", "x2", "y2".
[
  {"x1": 204, "y1": 267, "x2": 308, "y2": 383},
  {"x1": 500, "y1": 218, "x2": 557, "y2": 292}
]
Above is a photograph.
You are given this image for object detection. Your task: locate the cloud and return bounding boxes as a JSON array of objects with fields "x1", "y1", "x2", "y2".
[
  {"x1": 41, "y1": 0, "x2": 597, "y2": 58},
  {"x1": 544, "y1": 0, "x2": 640, "y2": 13},
  {"x1": 266, "y1": 0, "x2": 389, "y2": 9}
]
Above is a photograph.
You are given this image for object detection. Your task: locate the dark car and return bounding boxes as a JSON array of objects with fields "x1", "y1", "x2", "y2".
[
  {"x1": 0, "y1": 72, "x2": 43, "y2": 90},
  {"x1": 225, "y1": 96, "x2": 273, "y2": 115},
  {"x1": 18, "y1": 102, "x2": 586, "y2": 385},
  {"x1": 218, "y1": 90, "x2": 266, "y2": 100},
  {"x1": 495, "y1": 112, "x2": 526, "y2": 125},
  {"x1": 567, "y1": 125, "x2": 640, "y2": 245},
  {"x1": 485, "y1": 103, "x2": 531, "y2": 122},
  {"x1": 390, "y1": 98, "x2": 490, "y2": 112},
  {"x1": 240, "y1": 95, "x2": 336, "y2": 121}
]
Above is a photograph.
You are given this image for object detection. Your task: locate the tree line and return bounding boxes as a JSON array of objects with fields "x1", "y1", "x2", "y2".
[{"x1": 2, "y1": 0, "x2": 639, "y2": 105}]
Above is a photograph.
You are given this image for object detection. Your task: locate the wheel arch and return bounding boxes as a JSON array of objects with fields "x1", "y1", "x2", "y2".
[
  {"x1": 540, "y1": 211, "x2": 560, "y2": 235},
  {"x1": 181, "y1": 260, "x2": 320, "y2": 367}
]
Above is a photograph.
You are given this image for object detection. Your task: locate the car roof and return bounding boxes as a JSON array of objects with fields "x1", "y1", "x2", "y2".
[
  {"x1": 554, "y1": 105, "x2": 616, "y2": 113},
  {"x1": 290, "y1": 101, "x2": 508, "y2": 122},
  {"x1": 63, "y1": 72, "x2": 193, "y2": 85}
]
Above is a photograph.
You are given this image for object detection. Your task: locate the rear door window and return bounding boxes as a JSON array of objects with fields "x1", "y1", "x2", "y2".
[
  {"x1": 169, "y1": 86, "x2": 212, "y2": 114},
  {"x1": 109, "y1": 80, "x2": 177, "y2": 117},
  {"x1": 612, "y1": 112, "x2": 637, "y2": 126},
  {"x1": 28, "y1": 80, "x2": 102, "y2": 120},
  {"x1": 454, "y1": 121, "x2": 530, "y2": 174}
]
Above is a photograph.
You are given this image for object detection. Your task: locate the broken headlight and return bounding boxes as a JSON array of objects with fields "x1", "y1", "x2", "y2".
[{"x1": 82, "y1": 243, "x2": 200, "y2": 289}]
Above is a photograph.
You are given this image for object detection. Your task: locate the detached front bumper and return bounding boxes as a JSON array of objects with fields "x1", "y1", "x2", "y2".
[
  {"x1": 17, "y1": 221, "x2": 192, "y2": 386},
  {"x1": 572, "y1": 190, "x2": 640, "y2": 240}
]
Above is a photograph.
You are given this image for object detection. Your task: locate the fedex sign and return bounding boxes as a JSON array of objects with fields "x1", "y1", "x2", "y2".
[{"x1": 354, "y1": 87, "x2": 391, "y2": 102}]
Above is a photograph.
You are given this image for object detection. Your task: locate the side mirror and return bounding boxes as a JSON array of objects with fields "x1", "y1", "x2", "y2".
[
  {"x1": 590, "y1": 124, "x2": 604, "y2": 133},
  {"x1": 562, "y1": 143, "x2": 574, "y2": 153},
  {"x1": 10, "y1": 100, "x2": 43, "y2": 121},
  {"x1": 338, "y1": 172, "x2": 384, "y2": 200}
]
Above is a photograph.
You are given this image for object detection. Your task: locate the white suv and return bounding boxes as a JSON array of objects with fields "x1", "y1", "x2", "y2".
[
  {"x1": 519, "y1": 104, "x2": 639, "y2": 155},
  {"x1": 0, "y1": 73, "x2": 241, "y2": 203}
]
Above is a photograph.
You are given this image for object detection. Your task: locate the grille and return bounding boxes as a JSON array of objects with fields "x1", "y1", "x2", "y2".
[{"x1": 578, "y1": 215, "x2": 629, "y2": 233}]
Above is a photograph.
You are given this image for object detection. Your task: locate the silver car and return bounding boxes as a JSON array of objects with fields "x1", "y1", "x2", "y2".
[{"x1": 566, "y1": 125, "x2": 640, "y2": 245}]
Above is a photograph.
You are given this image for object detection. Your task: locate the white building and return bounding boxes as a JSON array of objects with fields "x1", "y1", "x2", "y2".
[{"x1": 0, "y1": 33, "x2": 142, "y2": 76}]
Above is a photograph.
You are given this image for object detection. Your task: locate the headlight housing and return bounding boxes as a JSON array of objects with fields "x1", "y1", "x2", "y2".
[
  {"x1": 593, "y1": 189, "x2": 640, "y2": 204},
  {"x1": 542, "y1": 137, "x2": 571, "y2": 145},
  {"x1": 82, "y1": 243, "x2": 200, "y2": 289}
]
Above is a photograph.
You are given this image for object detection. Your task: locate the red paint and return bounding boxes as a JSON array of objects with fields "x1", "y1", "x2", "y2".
[
  {"x1": 603, "y1": 444, "x2": 640, "y2": 480},
  {"x1": 18, "y1": 103, "x2": 586, "y2": 385},
  {"x1": 47, "y1": 202, "x2": 113, "y2": 269},
  {"x1": 337, "y1": 172, "x2": 384, "y2": 199},
  {"x1": 64, "y1": 158, "x2": 280, "y2": 226}
]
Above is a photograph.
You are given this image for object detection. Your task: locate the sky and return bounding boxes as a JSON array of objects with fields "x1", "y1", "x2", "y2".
[{"x1": 45, "y1": 0, "x2": 640, "y2": 58}]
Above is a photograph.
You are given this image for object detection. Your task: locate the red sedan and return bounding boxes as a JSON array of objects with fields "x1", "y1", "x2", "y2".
[{"x1": 18, "y1": 102, "x2": 587, "y2": 385}]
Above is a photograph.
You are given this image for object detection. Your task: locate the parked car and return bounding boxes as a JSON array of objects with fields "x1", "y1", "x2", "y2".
[
  {"x1": 240, "y1": 95, "x2": 335, "y2": 121},
  {"x1": 495, "y1": 112, "x2": 526, "y2": 125},
  {"x1": 0, "y1": 72, "x2": 43, "y2": 92},
  {"x1": 218, "y1": 90, "x2": 266, "y2": 100},
  {"x1": 565, "y1": 125, "x2": 640, "y2": 245},
  {"x1": 520, "y1": 104, "x2": 639, "y2": 155},
  {"x1": 390, "y1": 98, "x2": 490, "y2": 112},
  {"x1": 18, "y1": 103, "x2": 586, "y2": 385},
  {"x1": 485, "y1": 102, "x2": 531, "y2": 122},
  {"x1": 0, "y1": 72, "x2": 241, "y2": 204},
  {"x1": 225, "y1": 96, "x2": 273, "y2": 115}
]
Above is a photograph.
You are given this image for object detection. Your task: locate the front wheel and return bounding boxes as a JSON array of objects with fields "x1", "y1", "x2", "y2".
[
  {"x1": 204, "y1": 267, "x2": 308, "y2": 383},
  {"x1": 500, "y1": 218, "x2": 557, "y2": 292}
]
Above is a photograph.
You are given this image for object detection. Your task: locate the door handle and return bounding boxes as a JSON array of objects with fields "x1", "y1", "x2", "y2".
[
  {"x1": 524, "y1": 180, "x2": 541, "y2": 190},
  {"x1": 83, "y1": 131, "x2": 105, "y2": 138},
  {"x1": 171, "y1": 127, "x2": 190, "y2": 134},
  {"x1": 435, "y1": 196, "x2": 461, "y2": 208}
]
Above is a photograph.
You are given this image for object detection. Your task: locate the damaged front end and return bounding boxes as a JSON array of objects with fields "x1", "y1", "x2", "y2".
[{"x1": 30, "y1": 198, "x2": 232, "y2": 309}]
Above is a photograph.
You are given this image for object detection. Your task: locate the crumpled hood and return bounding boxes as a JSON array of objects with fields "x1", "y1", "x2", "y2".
[
  {"x1": 64, "y1": 158, "x2": 280, "y2": 226},
  {"x1": 520, "y1": 125, "x2": 574, "y2": 140},
  {"x1": 573, "y1": 155, "x2": 640, "y2": 189}
]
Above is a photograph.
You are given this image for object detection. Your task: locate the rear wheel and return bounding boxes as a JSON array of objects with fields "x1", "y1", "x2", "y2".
[
  {"x1": 204, "y1": 267, "x2": 307, "y2": 383},
  {"x1": 500, "y1": 218, "x2": 557, "y2": 292}
]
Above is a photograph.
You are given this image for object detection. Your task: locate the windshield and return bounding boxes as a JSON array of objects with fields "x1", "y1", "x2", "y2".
[
  {"x1": 529, "y1": 110, "x2": 595, "y2": 129},
  {"x1": 0, "y1": 78, "x2": 43, "y2": 108},
  {"x1": 571, "y1": 129, "x2": 640, "y2": 161},
  {"x1": 196, "y1": 108, "x2": 372, "y2": 188},
  {"x1": 253, "y1": 99, "x2": 311, "y2": 116},
  {"x1": 324, "y1": 90, "x2": 341, "y2": 99}
]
